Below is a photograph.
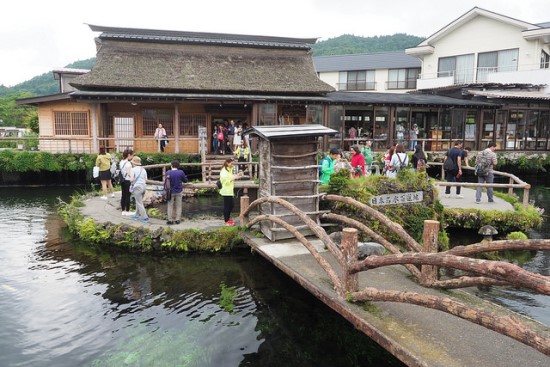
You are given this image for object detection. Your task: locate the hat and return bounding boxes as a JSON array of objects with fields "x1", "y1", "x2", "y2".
[{"x1": 131, "y1": 156, "x2": 142, "y2": 166}]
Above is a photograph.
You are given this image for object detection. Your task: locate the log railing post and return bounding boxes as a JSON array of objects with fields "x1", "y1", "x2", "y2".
[
  {"x1": 420, "y1": 220, "x2": 440, "y2": 286},
  {"x1": 341, "y1": 227, "x2": 359, "y2": 293},
  {"x1": 239, "y1": 195, "x2": 250, "y2": 226},
  {"x1": 523, "y1": 185, "x2": 530, "y2": 209},
  {"x1": 508, "y1": 177, "x2": 514, "y2": 196}
]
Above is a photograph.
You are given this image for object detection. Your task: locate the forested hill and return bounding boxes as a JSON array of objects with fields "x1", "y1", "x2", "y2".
[
  {"x1": 0, "y1": 33, "x2": 424, "y2": 98},
  {"x1": 311, "y1": 33, "x2": 424, "y2": 56}
]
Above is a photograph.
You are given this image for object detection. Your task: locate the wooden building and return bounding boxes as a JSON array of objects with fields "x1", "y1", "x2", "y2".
[
  {"x1": 248, "y1": 125, "x2": 336, "y2": 241},
  {"x1": 18, "y1": 24, "x2": 511, "y2": 154}
]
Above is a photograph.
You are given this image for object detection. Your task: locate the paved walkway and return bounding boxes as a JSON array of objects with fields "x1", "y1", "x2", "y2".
[
  {"x1": 437, "y1": 186, "x2": 514, "y2": 211},
  {"x1": 79, "y1": 192, "x2": 225, "y2": 231}
]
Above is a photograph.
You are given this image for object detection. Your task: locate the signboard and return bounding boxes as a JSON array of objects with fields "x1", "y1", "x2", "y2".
[{"x1": 369, "y1": 191, "x2": 423, "y2": 206}]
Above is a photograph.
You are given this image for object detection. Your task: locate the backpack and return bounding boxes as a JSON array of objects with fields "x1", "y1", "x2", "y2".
[
  {"x1": 475, "y1": 151, "x2": 491, "y2": 177},
  {"x1": 394, "y1": 153, "x2": 407, "y2": 171},
  {"x1": 113, "y1": 161, "x2": 127, "y2": 185}
]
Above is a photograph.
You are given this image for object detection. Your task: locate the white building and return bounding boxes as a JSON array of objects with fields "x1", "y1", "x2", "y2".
[{"x1": 313, "y1": 51, "x2": 421, "y2": 93}]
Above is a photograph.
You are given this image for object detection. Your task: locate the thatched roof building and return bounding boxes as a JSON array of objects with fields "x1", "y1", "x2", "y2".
[{"x1": 71, "y1": 25, "x2": 334, "y2": 95}]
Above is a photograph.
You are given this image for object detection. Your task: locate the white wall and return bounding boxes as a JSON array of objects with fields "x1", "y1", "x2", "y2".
[{"x1": 420, "y1": 16, "x2": 541, "y2": 80}]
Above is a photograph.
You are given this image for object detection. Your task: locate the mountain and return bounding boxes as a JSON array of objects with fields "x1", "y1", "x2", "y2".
[
  {"x1": 0, "y1": 58, "x2": 96, "y2": 97},
  {"x1": 311, "y1": 33, "x2": 424, "y2": 56},
  {"x1": 0, "y1": 33, "x2": 424, "y2": 98}
]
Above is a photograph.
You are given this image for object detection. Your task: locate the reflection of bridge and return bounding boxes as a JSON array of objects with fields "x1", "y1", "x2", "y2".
[{"x1": 238, "y1": 194, "x2": 550, "y2": 367}]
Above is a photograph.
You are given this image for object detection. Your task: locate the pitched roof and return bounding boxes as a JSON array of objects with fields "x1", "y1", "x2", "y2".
[
  {"x1": 313, "y1": 51, "x2": 420, "y2": 72},
  {"x1": 71, "y1": 25, "x2": 334, "y2": 94},
  {"x1": 407, "y1": 7, "x2": 542, "y2": 54}
]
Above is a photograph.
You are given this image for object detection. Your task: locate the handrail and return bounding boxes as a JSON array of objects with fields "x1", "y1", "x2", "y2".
[{"x1": 430, "y1": 161, "x2": 531, "y2": 208}]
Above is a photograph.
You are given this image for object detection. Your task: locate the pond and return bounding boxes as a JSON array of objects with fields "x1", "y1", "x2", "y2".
[{"x1": 0, "y1": 187, "x2": 405, "y2": 367}]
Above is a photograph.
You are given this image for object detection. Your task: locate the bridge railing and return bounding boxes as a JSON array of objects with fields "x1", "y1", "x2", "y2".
[
  {"x1": 239, "y1": 194, "x2": 550, "y2": 356},
  {"x1": 431, "y1": 162, "x2": 531, "y2": 208}
]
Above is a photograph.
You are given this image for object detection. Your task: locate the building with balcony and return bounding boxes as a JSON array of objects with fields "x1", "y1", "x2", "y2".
[
  {"x1": 313, "y1": 51, "x2": 421, "y2": 93},
  {"x1": 406, "y1": 7, "x2": 550, "y2": 151}
]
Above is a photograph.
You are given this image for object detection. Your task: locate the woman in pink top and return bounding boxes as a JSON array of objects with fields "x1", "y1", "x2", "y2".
[{"x1": 350, "y1": 145, "x2": 366, "y2": 177}]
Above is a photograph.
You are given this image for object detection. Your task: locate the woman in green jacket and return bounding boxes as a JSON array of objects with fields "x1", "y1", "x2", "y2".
[{"x1": 219, "y1": 158, "x2": 243, "y2": 226}]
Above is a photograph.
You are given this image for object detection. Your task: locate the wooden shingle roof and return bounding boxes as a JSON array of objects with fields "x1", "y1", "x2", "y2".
[{"x1": 71, "y1": 25, "x2": 334, "y2": 94}]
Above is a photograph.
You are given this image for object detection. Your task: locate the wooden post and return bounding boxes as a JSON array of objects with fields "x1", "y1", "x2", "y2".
[
  {"x1": 508, "y1": 177, "x2": 514, "y2": 196},
  {"x1": 420, "y1": 220, "x2": 440, "y2": 286},
  {"x1": 523, "y1": 185, "x2": 530, "y2": 209},
  {"x1": 341, "y1": 227, "x2": 359, "y2": 293},
  {"x1": 239, "y1": 195, "x2": 250, "y2": 226}
]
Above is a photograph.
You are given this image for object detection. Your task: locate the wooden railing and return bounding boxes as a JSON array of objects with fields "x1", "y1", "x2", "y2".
[
  {"x1": 140, "y1": 161, "x2": 259, "y2": 189},
  {"x1": 431, "y1": 162, "x2": 531, "y2": 208},
  {"x1": 239, "y1": 194, "x2": 550, "y2": 356}
]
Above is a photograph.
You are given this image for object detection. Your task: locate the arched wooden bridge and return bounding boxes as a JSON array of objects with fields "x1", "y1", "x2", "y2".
[{"x1": 238, "y1": 194, "x2": 550, "y2": 367}]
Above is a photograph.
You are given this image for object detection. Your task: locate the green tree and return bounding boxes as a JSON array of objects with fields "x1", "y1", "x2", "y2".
[{"x1": 0, "y1": 91, "x2": 37, "y2": 129}]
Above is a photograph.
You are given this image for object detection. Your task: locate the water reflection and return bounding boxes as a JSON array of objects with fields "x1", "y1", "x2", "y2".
[{"x1": 0, "y1": 187, "x2": 403, "y2": 367}]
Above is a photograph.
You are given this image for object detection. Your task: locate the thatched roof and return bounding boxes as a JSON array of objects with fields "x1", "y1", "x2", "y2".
[{"x1": 71, "y1": 25, "x2": 334, "y2": 94}]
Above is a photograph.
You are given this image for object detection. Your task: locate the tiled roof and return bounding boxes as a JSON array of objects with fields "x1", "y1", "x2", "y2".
[
  {"x1": 326, "y1": 91, "x2": 497, "y2": 107},
  {"x1": 466, "y1": 89, "x2": 550, "y2": 100},
  {"x1": 89, "y1": 24, "x2": 317, "y2": 50},
  {"x1": 313, "y1": 51, "x2": 421, "y2": 72}
]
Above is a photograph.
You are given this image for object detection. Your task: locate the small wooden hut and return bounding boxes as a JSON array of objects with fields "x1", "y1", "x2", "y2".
[{"x1": 246, "y1": 125, "x2": 337, "y2": 241}]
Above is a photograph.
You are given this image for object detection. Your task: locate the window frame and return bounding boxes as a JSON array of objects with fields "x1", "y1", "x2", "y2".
[{"x1": 53, "y1": 111, "x2": 89, "y2": 136}]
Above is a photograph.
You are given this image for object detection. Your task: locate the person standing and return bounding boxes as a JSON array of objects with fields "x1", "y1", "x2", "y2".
[
  {"x1": 165, "y1": 160, "x2": 189, "y2": 225},
  {"x1": 350, "y1": 145, "x2": 366, "y2": 177},
  {"x1": 411, "y1": 144, "x2": 427, "y2": 171},
  {"x1": 360, "y1": 140, "x2": 373, "y2": 175},
  {"x1": 233, "y1": 140, "x2": 250, "y2": 171},
  {"x1": 320, "y1": 148, "x2": 340, "y2": 185},
  {"x1": 475, "y1": 142, "x2": 498, "y2": 204},
  {"x1": 212, "y1": 125, "x2": 220, "y2": 154},
  {"x1": 220, "y1": 158, "x2": 243, "y2": 226},
  {"x1": 119, "y1": 149, "x2": 134, "y2": 215},
  {"x1": 444, "y1": 141, "x2": 463, "y2": 198},
  {"x1": 226, "y1": 120, "x2": 235, "y2": 154},
  {"x1": 409, "y1": 124, "x2": 419, "y2": 151},
  {"x1": 154, "y1": 123, "x2": 167, "y2": 152},
  {"x1": 130, "y1": 156, "x2": 149, "y2": 223},
  {"x1": 386, "y1": 144, "x2": 408, "y2": 178},
  {"x1": 95, "y1": 147, "x2": 114, "y2": 200},
  {"x1": 233, "y1": 122, "x2": 243, "y2": 151}
]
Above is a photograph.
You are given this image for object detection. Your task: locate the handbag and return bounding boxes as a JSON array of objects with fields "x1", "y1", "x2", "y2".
[
  {"x1": 92, "y1": 166, "x2": 100, "y2": 178},
  {"x1": 129, "y1": 183, "x2": 135, "y2": 193},
  {"x1": 216, "y1": 179, "x2": 222, "y2": 189}
]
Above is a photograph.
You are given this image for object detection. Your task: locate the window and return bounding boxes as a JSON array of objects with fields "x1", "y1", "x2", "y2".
[
  {"x1": 179, "y1": 113, "x2": 206, "y2": 136},
  {"x1": 143, "y1": 109, "x2": 173, "y2": 136},
  {"x1": 541, "y1": 50, "x2": 550, "y2": 69},
  {"x1": 477, "y1": 49, "x2": 518, "y2": 81},
  {"x1": 54, "y1": 111, "x2": 89, "y2": 135},
  {"x1": 338, "y1": 70, "x2": 375, "y2": 90},
  {"x1": 438, "y1": 54, "x2": 474, "y2": 84},
  {"x1": 387, "y1": 68, "x2": 420, "y2": 89}
]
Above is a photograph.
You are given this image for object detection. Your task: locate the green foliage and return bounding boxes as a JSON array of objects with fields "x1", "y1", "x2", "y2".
[
  {"x1": 219, "y1": 281, "x2": 237, "y2": 314},
  {"x1": 312, "y1": 34, "x2": 424, "y2": 56},
  {"x1": 326, "y1": 168, "x2": 443, "y2": 247},
  {"x1": 0, "y1": 150, "x2": 92, "y2": 172},
  {"x1": 506, "y1": 231, "x2": 528, "y2": 240},
  {"x1": 442, "y1": 205, "x2": 542, "y2": 234},
  {"x1": 59, "y1": 193, "x2": 244, "y2": 253}
]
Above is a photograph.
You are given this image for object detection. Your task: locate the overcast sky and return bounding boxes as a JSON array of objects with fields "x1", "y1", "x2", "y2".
[{"x1": 1, "y1": 0, "x2": 548, "y2": 87}]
